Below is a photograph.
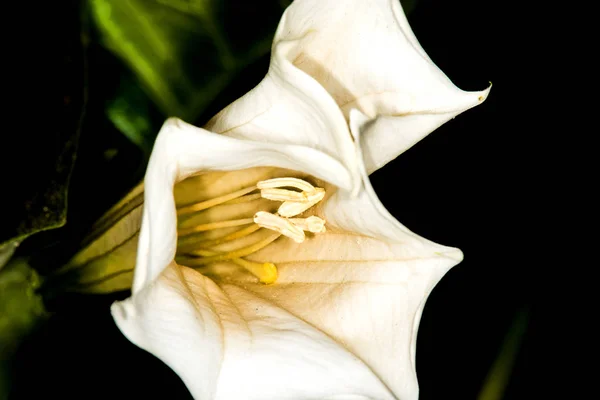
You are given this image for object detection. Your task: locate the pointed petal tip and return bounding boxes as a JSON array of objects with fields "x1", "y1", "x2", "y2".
[
  {"x1": 476, "y1": 82, "x2": 493, "y2": 103},
  {"x1": 163, "y1": 116, "x2": 182, "y2": 126},
  {"x1": 163, "y1": 116, "x2": 192, "y2": 130},
  {"x1": 110, "y1": 299, "x2": 130, "y2": 322},
  {"x1": 157, "y1": 117, "x2": 191, "y2": 141},
  {"x1": 110, "y1": 300, "x2": 136, "y2": 342},
  {"x1": 459, "y1": 82, "x2": 492, "y2": 112},
  {"x1": 111, "y1": 298, "x2": 144, "y2": 345},
  {"x1": 444, "y1": 82, "x2": 491, "y2": 118},
  {"x1": 436, "y1": 247, "x2": 464, "y2": 264}
]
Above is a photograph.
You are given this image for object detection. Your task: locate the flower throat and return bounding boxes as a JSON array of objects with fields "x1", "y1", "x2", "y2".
[{"x1": 175, "y1": 177, "x2": 326, "y2": 284}]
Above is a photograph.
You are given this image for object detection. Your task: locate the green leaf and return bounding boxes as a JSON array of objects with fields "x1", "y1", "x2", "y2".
[
  {"x1": 477, "y1": 308, "x2": 530, "y2": 400},
  {"x1": 0, "y1": 259, "x2": 47, "y2": 399},
  {"x1": 0, "y1": 242, "x2": 19, "y2": 271},
  {"x1": 106, "y1": 74, "x2": 156, "y2": 155},
  {"x1": 89, "y1": 0, "x2": 285, "y2": 122}
]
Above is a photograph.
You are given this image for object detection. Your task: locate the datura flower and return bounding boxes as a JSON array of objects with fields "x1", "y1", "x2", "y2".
[{"x1": 112, "y1": 0, "x2": 490, "y2": 399}]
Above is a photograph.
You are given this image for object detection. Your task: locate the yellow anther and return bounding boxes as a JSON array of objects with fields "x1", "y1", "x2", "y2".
[
  {"x1": 260, "y1": 188, "x2": 308, "y2": 202},
  {"x1": 177, "y1": 185, "x2": 257, "y2": 216},
  {"x1": 289, "y1": 216, "x2": 327, "y2": 233},
  {"x1": 178, "y1": 237, "x2": 279, "y2": 284},
  {"x1": 257, "y1": 177, "x2": 315, "y2": 192},
  {"x1": 232, "y1": 259, "x2": 278, "y2": 284},
  {"x1": 254, "y1": 211, "x2": 305, "y2": 243},
  {"x1": 277, "y1": 188, "x2": 325, "y2": 217},
  {"x1": 178, "y1": 218, "x2": 254, "y2": 237}
]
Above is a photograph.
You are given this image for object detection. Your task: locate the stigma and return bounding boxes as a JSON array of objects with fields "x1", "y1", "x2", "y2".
[{"x1": 175, "y1": 176, "x2": 326, "y2": 284}]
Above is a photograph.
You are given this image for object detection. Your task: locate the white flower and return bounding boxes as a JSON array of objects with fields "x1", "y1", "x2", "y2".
[
  {"x1": 111, "y1": 0, "x2": 489, "y2": 399},
  {"x1": 208, "y1": 0, "x2": 490, "y2": 175}
]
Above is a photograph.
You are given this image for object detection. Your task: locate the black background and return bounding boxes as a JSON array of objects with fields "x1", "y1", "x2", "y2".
[{"x1": 5, "y1": 0, "x2": 542, "y2": 398}]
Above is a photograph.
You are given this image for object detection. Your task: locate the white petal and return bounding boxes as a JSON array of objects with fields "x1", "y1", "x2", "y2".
[
  {"x1": 133, "y1": 118, "x2": 355, "y2": 292},
  {"x1": 113, "y1": 263, "x2": 396, "y2": 400},
  {"x1": 241, "y1": 194, "x2": 461, "y2": 399},
  {"x1": 112, "y1": 262, "x2": 224, "y2": 399},
  {"x1": 205, "y1": 40, "x2": 360, "y2": 189},
  {"x1": 322, "y1": 109, "x2": 463, "y2": 257},
  {"x1": 356, "y1": 92, "x2": 491, "y2": 173},
  {"x1": 275, "y1": 0, "x2": 490, "y2": 172},
  {"x1": 240, "y1": 232, "x2": 459, "y2": 400},
  {"x1": 231, "y1": 108, "x2": 463, "y2": 399},
  {"x1": 246, "y1": 160, "x2": 461, "y2": 398}
]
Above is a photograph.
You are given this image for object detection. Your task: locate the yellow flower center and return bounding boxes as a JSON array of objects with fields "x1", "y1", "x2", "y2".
[{"x1": 174, "y1": 176, "x2": 326, "y2": 284}]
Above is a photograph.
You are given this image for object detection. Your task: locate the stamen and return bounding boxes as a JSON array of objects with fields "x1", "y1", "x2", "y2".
[
  {"x1": 177, "y1": 224, "x2": 261, "y2": 252},
  {"x1": 257, "y1": 177, "x2": 315, "y2": 192},
  {"x1": 260, "y1": 188, "x2": 309, "y2": 202},
  {"x1": 177, "y1": 185, "x2": 256, "y2": 216},
  {"x1": 254, "y1": 211, "x2": 305, "y2": 243},
  {"x1": 178, "y1": 236, "x2": 279, "y2": 284},
  {"x1": 183, "y1": 232, "x2": 282, "y2": 264},
  {"x1": 178, "y1": 218, "x2": 254, "y2": 237},
  {"x1": 231, "y1": 259, "x2": 278, "y2": 284},
  {"x1": 289, "y1": 216, "x2": 327, "y2": 233},
  {"x1": 185, "y1": 249, "x2": 218, "y2": 257},
  {"x1": 223, "y1": 193, "x2": 262, "y2": 205},
  {"x1": 175, "y1": 176, "x2": 326, "y2": 285},
  {"x1": 277, "y1": 188, "x2": 326, "y2": 217}
]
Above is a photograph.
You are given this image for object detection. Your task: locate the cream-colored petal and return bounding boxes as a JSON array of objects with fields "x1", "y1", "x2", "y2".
[
  {"x1": 112, "y1": 262, "x2": 225, "y2": 399},
  {"x1": 242, "y1": 178, "x2": 461, "y2": 399},
  {"x1": 133, "y1": 118, "x2": 355, "y2": 292},
  {"x1": 188, "y1": 103, "x2": 462, "y2": 399},
  {"x1": 275, "y1": 0, "x2": 490, "y2": 173},
  {"x1": 321, "y1": 109, "x2": 462, "y2": 256},
  {"x1": 237, "y1": 230, "x2": 459, "y2": 400},
  {"x1": 205, "y1": 40, "x2": 360, "y2": 189},
  {"x1": 353, "y1": 96, "x2": 492, "y2": 173},
  {"x1": 228, "y1": 107, "x2": 463, "y2": 399},
  {"x1": 113, "y1": 263, "x2": 396, "y2": 400}
]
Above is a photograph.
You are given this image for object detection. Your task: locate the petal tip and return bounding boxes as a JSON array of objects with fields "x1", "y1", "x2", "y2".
[
  {"x1": 163, "y1": 116, "x2": 183, "y2": 127},
  {"x1": 110, "y1": 300, "x2": 129, "y2": 322},
  {"x1": 437, "y1": 247, "x2": 464, "y2": 264},
  {"x1": 477, "y1": 82, "x2": 493, "y2": 103}
]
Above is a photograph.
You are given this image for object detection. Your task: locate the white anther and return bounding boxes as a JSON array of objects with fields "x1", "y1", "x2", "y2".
[
  {"x1": 257, "y1": 177, "x2": 315, "y2": 192},
  {"x1": 289, "y1": 216, "x2": 327, "y2": 233},
  {"x1": 254, "y1": 211, "x2": 305, "y2": 243},
  {"x1": 277, "y1": 188, "x2": 326, "y2": 217},
  {"x1": 260, "y1": 188, "x2": 308, "y2": 202}
]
